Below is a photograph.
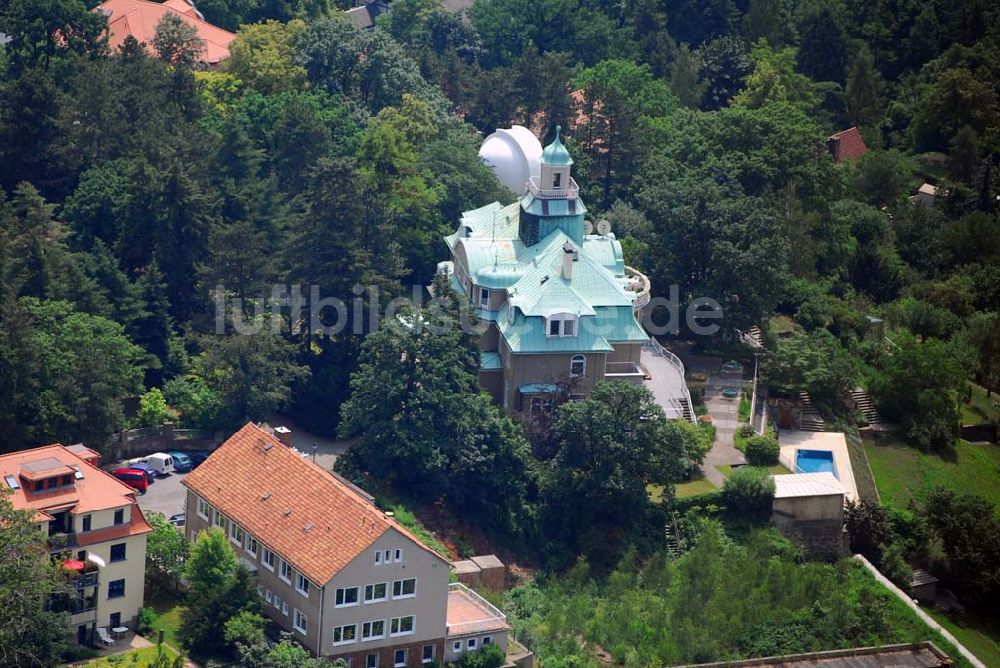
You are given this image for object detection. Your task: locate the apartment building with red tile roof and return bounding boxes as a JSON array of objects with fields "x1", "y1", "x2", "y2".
[
  {"x1": 0, "y1": 444, "x2": 153, "y2": 646},
  {"x1": 184, "y1": 422, "x2": 505, "y2": 666},
  {"x1": 94, "y1": 0, "x2": 235, "y2": 65}
]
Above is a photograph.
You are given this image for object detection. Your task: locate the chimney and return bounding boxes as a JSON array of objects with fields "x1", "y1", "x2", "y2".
[
  {"x1": 273, "y1": 426, "x2": 293, "y2": 448},
  {"x1": 826, "y1": 136, "x2": 841, "y2": 162},
  {"x1": 562, "y1": 242, "x2": 577, "y2": 280}
]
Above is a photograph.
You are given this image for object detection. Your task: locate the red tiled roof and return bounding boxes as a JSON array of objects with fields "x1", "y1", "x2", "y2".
[
  {"x1": 827, "y1": 127, "x2": 868, "y2": 163},
  {"x1": 0, "y1": 445, "x2": 152, "y2": 533},
  {"x1": 95, "y1": 0, "x2": 235, "y2": 65},
  {"x1": 182, "y1": 423, "x2": 449, "y2": 585}
]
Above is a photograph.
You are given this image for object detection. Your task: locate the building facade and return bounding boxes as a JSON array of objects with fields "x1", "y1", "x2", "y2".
[
  {"x1": 0, "y1": 444, "x2": 152, "y2": 646},
  {"x1": 443, "y1": 126, "x2": 652, "y2": 414},
  {"x1": 183, "y1": 424, "x2": 507, "y2": 665}
]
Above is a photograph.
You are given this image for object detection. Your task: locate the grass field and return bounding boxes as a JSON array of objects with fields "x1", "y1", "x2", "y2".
[
  {"x1": 927, "y1": 608, "x2": 1000, "y2": 668},
  {"x1": 82, "y1": 645, "x2": 179, "y2": 667},
  {"x1": 864, "y1": 438, "x2": 1000, "y2": 510},
  {"x1": 961, "y1": 382, "x2": 999, "y2": 426},
  {"x1": 147, "y1": 595, "x2": 185, "y2": 655}
]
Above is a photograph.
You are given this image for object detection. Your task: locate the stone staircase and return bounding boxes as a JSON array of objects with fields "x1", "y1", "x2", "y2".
[
  {"x1": 798, "y1": 391, "x2": 827, "y2": 432},
  {"x1": 851, "y1": 388, "x2": 884, "y2": 427},
  {"x1": 665, "y1": 516, "x2": 682, "y2": 557}
]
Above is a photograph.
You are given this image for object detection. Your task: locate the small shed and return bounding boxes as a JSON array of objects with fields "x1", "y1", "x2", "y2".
[
  {"x1": 911, "y1": 183, "x2": 940, "y2": 207},
  {"x1": 909, "y1": 569, "x2": 939, "y2": 603},
  {"x1": 452, "y1": 554, "x2": 506, "y2": 592},
  {"x1": 773, "y1": 473, "x2": 846, "y2": 523}
]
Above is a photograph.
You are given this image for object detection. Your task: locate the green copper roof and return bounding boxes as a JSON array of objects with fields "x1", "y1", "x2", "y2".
[{"x1": 541, "y1": 126, "x2": 573, "y2": 165}]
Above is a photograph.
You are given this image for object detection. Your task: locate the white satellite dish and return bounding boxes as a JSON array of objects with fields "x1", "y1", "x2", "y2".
[
  {"x1": 596, "y1": 219, "x2": 612, "y2": 236},
  {"x1": 584, "y1": 220, "x2": 594, "y2": 235}
]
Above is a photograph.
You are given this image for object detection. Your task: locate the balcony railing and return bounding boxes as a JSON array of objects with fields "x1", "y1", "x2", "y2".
[
  {"x1": 527, "y1": 176, "x2": 580, "y2": 200},
  {"x1": 624, "y1": 265, "x2": 651, "y2": 310},
  {"x1": 605, "y1": 361, "x2": 645, "y2": 383}
]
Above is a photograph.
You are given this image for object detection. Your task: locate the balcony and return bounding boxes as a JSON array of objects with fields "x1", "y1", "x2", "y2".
[
  {"x1": 446, "y1": 582, "x2": 508, "y2": 637},
  {"x1": 605, "y1": 361, "x2": 646, "y2": 383},
  {"x1": 527, "y1": 175, "x2": 580, "y2": 200},
  {"x1": 624, "y1": 265, "x2": 651, "y2": 311}
]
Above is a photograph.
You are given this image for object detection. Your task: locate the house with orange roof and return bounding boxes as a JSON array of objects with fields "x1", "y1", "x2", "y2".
[
  {"x1": 182, "y1": 423, "x2": 510, "y2": 666},
  {"x1": 0, "y1": 444, "x2": 153, "y2": 647},
  {"x1": 826, "y1": 126, "x2": 868, "y2": 163},
  {"x1": 94, "y1": 0, "x2": 235, "y2": 66}
]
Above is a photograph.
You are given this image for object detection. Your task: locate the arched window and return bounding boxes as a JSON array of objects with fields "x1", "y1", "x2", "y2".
[{"x1": 570, "y1": 355, "x2": 586, "y2": 377}]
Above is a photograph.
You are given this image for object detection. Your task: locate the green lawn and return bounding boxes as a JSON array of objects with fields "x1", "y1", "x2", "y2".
[
  {"x1": 674, "y1": 478, "x2": 718, "y2": 498},
  {"x1": 147, "y1": 594, "x2": 185, "y2": 654},
  {"x1": 961, "y1": 382, "x2": 999, "y2": 426},
  {"x1": 864, "y1": 438, "x2": 1000, "y2": 510},
  {"x1": 82, "y1": 645, "x2": 179, "y2": 667},
  {"x1": 927, "y1": 608, "x2": 1000, "y2": 668}
]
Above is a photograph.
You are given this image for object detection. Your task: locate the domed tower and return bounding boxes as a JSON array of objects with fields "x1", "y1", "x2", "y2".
[{"x1": 519, "y1": 126, "x2": 587, "y2": 247}]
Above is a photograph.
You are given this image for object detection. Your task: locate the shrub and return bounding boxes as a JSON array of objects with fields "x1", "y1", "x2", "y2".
[
  {"x1": 744, "y1": 436, "x2": 780, "y2": 466},
  {"x1": 136, "y1": 606, "x2": 158, "y2": 635},
  {"x1": 723, "y1": 467, "x2": 775, "y2": 520},
  {"x1": 458, "y1": 644, "x2": 505, "y2": 668}
]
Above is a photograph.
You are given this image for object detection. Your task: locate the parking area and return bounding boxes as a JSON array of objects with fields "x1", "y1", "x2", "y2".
[{"x1": 135, "y1": 470, "x2": 189, "y2": 520}]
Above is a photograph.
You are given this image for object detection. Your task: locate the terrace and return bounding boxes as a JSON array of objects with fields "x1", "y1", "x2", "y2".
[{"x1": 446, "y1": 582, "x2": 509, "y2": 637}]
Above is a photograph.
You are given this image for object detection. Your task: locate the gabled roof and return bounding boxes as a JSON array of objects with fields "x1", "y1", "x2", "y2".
[
  {"x1": 95, "y1": 0, "x2": 235, "y2": 65},
  {"x1": 827, "y1": 127, "x2": 868, "y2": 163},
  {"x1": 0, "y1": 445, "x2": 151, "y2": 526},
  {"x1": 182, "y1": 423, "x2": 449, "y2": 585}
]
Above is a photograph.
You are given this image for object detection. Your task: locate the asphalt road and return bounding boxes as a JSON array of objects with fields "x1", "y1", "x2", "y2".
[{"x1": 135, "y1": 470, "x2": 189, "y2": 521}]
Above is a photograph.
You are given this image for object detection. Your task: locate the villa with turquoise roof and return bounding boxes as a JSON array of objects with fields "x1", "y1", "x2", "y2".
[{"x1": 438, "y1": 126, "x2": 695, "y2": 417}]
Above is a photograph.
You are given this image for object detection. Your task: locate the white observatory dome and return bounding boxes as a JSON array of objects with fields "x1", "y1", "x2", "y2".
[{"x1": 478, "y1": 125, "x2": 543, "y2": 195}]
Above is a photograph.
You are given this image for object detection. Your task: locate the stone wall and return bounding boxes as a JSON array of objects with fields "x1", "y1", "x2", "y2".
[
  {"x1": 105, "y1": 423, "x2": 220, "y2": 462},
  {"x1": 772, "y1": 516, "x2": 848, "y2": 561}
]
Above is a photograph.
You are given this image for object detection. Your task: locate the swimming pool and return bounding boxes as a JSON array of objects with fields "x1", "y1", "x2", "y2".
[{"x1": 795, "y1": 449, "x2": 838, "y2": 477}]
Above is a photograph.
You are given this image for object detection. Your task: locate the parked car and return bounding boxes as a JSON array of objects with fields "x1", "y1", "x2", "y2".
[
  {"x1": 127, "y1": 452, "x2": 175, "y2": 477},
  {"x1": 168, "y1": 451, "x2": 192, "y2": 472},
  {"x1": 111, "y1": 468, "x2": 148, "y2": 494},
  {"x1": 125, "y1": 461, "x2": 155, "y2": 483},
  {"x1": 168, "y1": 513, "x2": 186, "y2": 527},
  {"x1": 187, "y1": 451, "x2": 211, "y2": 469}
]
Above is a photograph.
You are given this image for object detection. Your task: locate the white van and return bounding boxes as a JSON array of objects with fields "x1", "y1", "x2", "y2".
[{"x1": 127, "y1": 452, "x2": 175, "y2": 477}]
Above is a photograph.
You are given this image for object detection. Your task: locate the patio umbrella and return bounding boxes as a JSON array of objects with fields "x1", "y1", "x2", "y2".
[{"x1": 63, "y1": 559, "x2": 86, "y2": 572}]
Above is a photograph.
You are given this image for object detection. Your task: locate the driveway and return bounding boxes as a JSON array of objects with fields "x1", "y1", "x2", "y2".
[{"x1": 135, "y1": 471, "x2": 189, "y2": 520}]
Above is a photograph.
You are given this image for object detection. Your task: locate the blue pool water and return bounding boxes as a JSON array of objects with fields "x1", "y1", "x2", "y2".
[{"x1": 795, "y1": 449, "x2": 837, "y2": 477}]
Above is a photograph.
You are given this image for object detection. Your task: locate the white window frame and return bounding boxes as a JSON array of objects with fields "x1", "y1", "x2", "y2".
[
  {"x1": 256, "y1": 584, "x2": 263, "y2": 597},
  {"x1": 479, "y1": 287, "x2": 490, "y2": 308},
  {"x1": 366, "y1": 653, "x2": 379, "y2": 668},
  {"x1": 262, "y1": 547, "x2": 275, "y2": 572},
  {"x1": 394, "y1": 649, "x2": 407, "y2": 668},
  {"x1": 452, "y1": 640, "x2": 462, "y2": 654},
  {"x1": 229, "y1": 522, "x2": 244, "y2": 546},
  {"x1": 196, "y1": 497, "x2": 210, "y2": 521},
  {"x1": 273, "y1": 593, "x2": 281, "y2": 610},
  {"x1": 336, "y1": 586, "x2": 359, "y2": 608},
  {"x1": 546, "y1": 313, "x2": 578, "y2": 338},
  {"x1": 467, "y1": 638, "x2": 477, "y2": 650},
  {"x1": 265, "y1": 589, "x2": 273, "y2": 604},
  {"x1": 393, "y1": 548, "x2": 403, "y2": 563},
  {"x1": 364, "y1": 582, "x2": 388, "y2": 603},
  {"x1": 374, "y1": 550, "x2": 382, "y2": 565},
  {"x1": 361, "y1": 619, "x2": 386, "y2": 641},
  {"x1": 383, "y1": 549, "x2": 391, "y2": 563},
  {"x1": 278, "y1": 558, "x2": 293, "y2": 584},
  {"x1": 246, "y1": 534, "x2": 258, "y2": 558},
  {"x1": 570, "y1": 354, "x2": 586, "y2": 377},
  {"x1": 293, "y1": 609, "x2": 307, "y2": 635},
  {"x1": 483, "y1": 636, "x2": 493, "y2": 646},
  {"x1": 392, "y1": 578, "x2": 416, "y2": 599},
  {"x1": 422, "y1": 644, "x2": 435, "y2": 664},
  {"x1": 282, "y1": 601, "x2": 288, "y2": 616},
  {"x1": 296, "y1": 573, "x2": 311, "y2": 598},
  {"x1": 332, "y1": 624, "x2": 357, "y2": 646},
  {"x1": 390, "y1": 615, "x2": 414, "y2": 637},
  {"x1": 214, "y1": 510, "x2": 226, "y2": 528}
]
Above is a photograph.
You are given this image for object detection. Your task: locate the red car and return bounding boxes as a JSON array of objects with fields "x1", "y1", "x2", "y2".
[{"x1": 111, "y1": 468, "x2": 148, "y2": 494}]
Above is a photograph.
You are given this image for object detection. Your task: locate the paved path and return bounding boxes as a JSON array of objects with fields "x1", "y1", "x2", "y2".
[
  {"x1": 700, "y1": 370, "x2": 747, "y2": 487},
  {"x1": 641, "y1": 346, "x2": 690, "y2": 421}
]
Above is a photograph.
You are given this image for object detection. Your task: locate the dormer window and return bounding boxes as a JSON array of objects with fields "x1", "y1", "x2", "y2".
[{"x1": 547, "y1": 313, "x2": 577, "y2": 337}]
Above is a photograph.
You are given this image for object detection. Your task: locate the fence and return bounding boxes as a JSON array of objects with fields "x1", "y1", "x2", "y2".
[{"x1": 644, "y1": 338, "x2": 697, "y2": 424}]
